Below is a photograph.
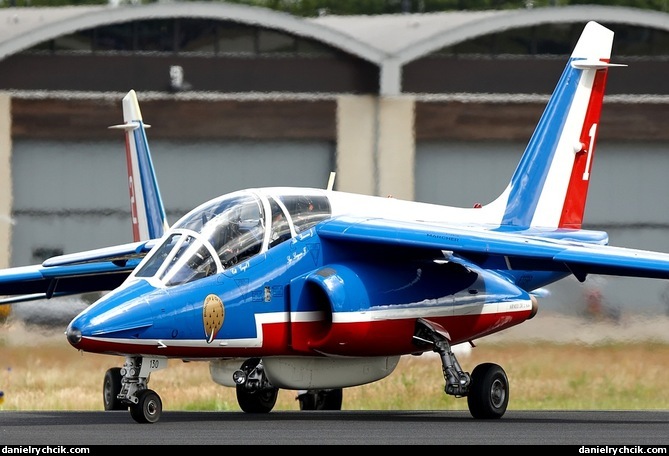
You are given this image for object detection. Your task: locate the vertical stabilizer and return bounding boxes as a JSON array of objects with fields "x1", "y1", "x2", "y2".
[
  {"x1": 491, "y1": 21, "x2": 624, "y2": 230},
  {"x1": 109, "y1": 90, "x2": 169, "y2": 242}
]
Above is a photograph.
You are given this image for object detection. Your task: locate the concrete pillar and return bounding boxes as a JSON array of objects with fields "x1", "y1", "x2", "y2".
[
  {"x1": 335, "y1": 95, "x2": 376, "y2": 196},
  {"x1": 0, "y1": 92, "x2": 11, "y2": 269},
  {"x1": 377, "y1": 96, "x2": 415, "y2": 200}
]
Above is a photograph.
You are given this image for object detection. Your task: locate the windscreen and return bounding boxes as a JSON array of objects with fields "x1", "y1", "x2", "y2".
[{"x1": 134, "y1": 191, "x2": 265, "y2": 285}]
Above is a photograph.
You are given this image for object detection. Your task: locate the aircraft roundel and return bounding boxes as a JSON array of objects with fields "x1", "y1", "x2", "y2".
[{"x1": 202, "y1": 294, "x2": 224, "y2": 344}]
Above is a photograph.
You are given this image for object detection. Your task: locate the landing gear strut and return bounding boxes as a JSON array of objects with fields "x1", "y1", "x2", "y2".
[
  {"x1": 413, "y1": 318, "x2": 509, "y2": 419},
  {"x1": 103, "y1": 356, "x2": 167, "y2": 423}
]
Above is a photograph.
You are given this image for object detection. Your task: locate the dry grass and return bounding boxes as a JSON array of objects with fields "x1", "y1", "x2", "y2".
[{"x1": 1, "y1": 315, "x2": 669, "y2": 412}]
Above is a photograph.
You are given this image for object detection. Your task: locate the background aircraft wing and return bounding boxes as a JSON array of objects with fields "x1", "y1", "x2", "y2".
[
  {"x1": 316, "y1": 216, "x2": 669, "y2": 282},
  {"x1": 0, "y1": 240, "x2": 156, "y2": 304}
]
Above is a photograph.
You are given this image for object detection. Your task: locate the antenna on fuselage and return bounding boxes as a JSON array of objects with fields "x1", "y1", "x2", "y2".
[{"x1": 327, "y1": 172, "x2": 336, "y2": 191}]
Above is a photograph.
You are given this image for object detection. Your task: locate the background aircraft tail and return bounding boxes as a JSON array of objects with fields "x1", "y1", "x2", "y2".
[
  {"x1": 487, "y1": 21, "x2": 623, "y2": 230},
  {"x1": 109, "y1": 90, "x2": 169, "y2": 242}
]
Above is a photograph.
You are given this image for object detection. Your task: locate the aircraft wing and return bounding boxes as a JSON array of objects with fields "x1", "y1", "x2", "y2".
[
  {"x1": 316, "y1": 216, "x2": 669, "y2": 282},
  {"x1": 0, "y1": 240, "x2": 157, "y2": 304}
]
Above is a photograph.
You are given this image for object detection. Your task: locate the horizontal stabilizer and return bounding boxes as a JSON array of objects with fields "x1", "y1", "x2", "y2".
[
  {"x1": 571, "y1": 60, "x2": 627, "y2": 69},
  {"x1": 108, "y1": 121, "x2": 151, "y2": 131}
]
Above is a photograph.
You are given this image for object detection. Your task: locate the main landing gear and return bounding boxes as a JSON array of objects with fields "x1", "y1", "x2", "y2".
[
  {"x1": 296, "y1": 388, "x2": 343, "y2": 411},
  {"x1": 412, "y1": 318, "x2": 509, "y2": 419},
  {"x1": 103, "y1": 356, "x2": 167, "y2": 424},
  {"x1": 232, "y1": 357, "x2": 344, "y2": 412},
  {"x1": 232, "y1": 358, "x2": 279, "y2": 413}
]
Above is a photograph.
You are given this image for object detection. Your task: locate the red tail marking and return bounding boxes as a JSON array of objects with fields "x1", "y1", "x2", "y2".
[{"x1": 559, "y1": 67, "x2": 610, "y2": 229}]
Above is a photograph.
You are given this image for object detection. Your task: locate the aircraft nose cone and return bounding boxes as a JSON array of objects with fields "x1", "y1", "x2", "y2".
[
  {"x1": 65, "y1": 324, "x2": 82, "y2": 346},
  {"x1": 63, "y1": 279, "x2": 161, "y2": 350}
]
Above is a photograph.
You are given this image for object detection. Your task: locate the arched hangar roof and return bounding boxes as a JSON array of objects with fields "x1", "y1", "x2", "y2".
[
  {"x1": 1, "y1": 3, "x2": 669, "y2": 95},
  {"x1": 312, "y1": 5, "x2": 669, "y2": 63},
  {"x1": 311, "y1": 5, "x2": 669, "y2": 94},
  {"x1": 0, "y1": 2, "x2": 385, "y2": 63}
]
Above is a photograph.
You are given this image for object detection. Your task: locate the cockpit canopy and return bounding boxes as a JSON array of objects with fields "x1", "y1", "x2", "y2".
[{"x1": 132, "y1": 189, "x2": 331, "y2": 286}]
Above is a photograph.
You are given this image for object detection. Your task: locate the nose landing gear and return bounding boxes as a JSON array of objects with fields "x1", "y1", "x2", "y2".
[{"x1": 102, "y1": 356, "x2": 167, "y2": 423}]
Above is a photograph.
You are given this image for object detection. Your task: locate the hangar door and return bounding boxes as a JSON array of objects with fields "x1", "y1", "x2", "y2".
[{"x1": 10, "y1": 139, "x2": 334, "y2": 267}]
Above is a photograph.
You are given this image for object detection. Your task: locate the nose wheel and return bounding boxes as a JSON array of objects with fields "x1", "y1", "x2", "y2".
[
  {"x1": 103, "y1": 367, "x2": 125, "y2": 411},
  {"x1": 129, "y1": 389, "x2": 163, "y2": 424},
  {"x1": 102, "y1": 356, "x2": 167, "y2": 423}
]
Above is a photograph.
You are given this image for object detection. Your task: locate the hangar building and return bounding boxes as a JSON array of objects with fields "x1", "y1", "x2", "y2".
[{"x1": 1, "y1": 2, "x2": 668, "y2": 315}]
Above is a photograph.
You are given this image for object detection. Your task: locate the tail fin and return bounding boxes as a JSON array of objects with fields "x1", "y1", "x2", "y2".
[
  {"x1": 490, "y1": 21, "x2": 625, "y2": 230},
  {"x1": 109, "y1": 90, "x2": 169, "y2": 242}
]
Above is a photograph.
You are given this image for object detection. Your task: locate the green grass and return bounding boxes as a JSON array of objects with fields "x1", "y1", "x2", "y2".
[{"x1": 2, "y1": 322, "x2": 669, "y2": 412}]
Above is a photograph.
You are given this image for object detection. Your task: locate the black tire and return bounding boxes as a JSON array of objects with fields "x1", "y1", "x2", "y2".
[
  {"x1": 235, "y1": 358, "x2": 278, "y2": 413},
  {"x1": 103, "y1": 367, "x2": 125, "y2": 411},
  {"x1": 129, "y1": 389, "x2": 162, "y2": 424},
  {"x1": 298, "y1": 389, "x2": 343, "y2": 411},
  {"x1": 237, "y1": 385, "x2": 278, "y2": 413},
  {"x1": 467, "y1": 363, "x2": 508, "y2": 419}
]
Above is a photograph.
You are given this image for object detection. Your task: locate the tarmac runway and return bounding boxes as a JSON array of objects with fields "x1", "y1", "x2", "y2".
[{"x1": 1, "y1": 409, "x2": 668, "y2": 446}]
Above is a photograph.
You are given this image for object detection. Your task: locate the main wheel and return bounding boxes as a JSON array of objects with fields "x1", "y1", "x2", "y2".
[
  {"x1": 103, "y1": 367, "x2": 125, "y2": 411},
  {"x1": 467, "y1": 362, "x2": 508, "y2": 419},
  {"x1": 129, "y1": 389, "x2": 162, "y2": 424},
  {"x1": 237, "y1": 386, "x2": 278, "y2": 413},
  {"x1": 297, "y1": 389, "x2": 343, "y2": 410},
  {"x1": 235, "y1": 358, "x2": 278, "y2": 413}
]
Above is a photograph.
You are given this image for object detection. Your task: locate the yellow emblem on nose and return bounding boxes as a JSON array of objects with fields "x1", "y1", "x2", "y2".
[{"x1": 202, "y1": 294, "x2": 224, "y2": 344}]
